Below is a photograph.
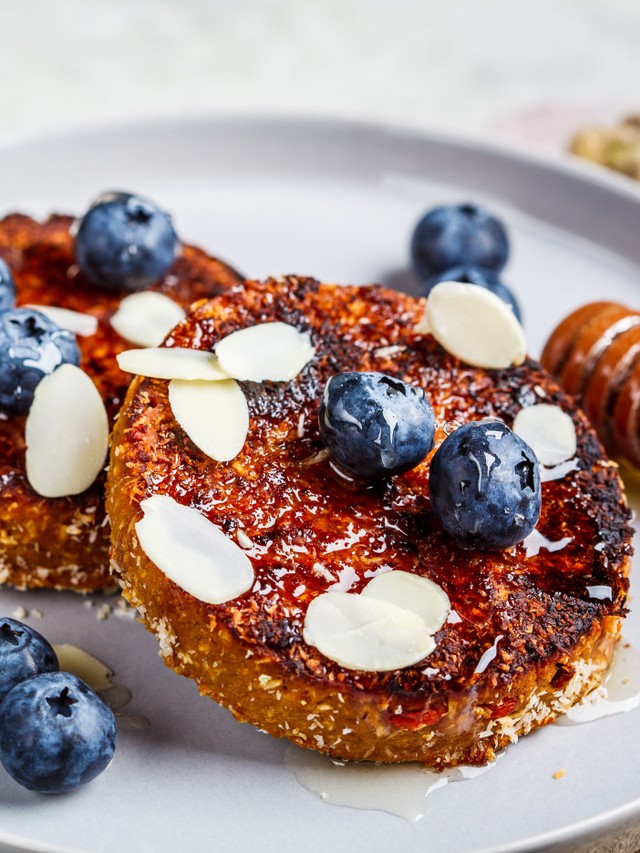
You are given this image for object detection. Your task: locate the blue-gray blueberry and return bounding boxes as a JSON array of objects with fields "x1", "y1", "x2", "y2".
[
  {"x1": 411, "y1": 203, "x2": 509, "y2": 281},
  {"x1": 74, "y1": 191, "x2": 179, "y2": 291},
  {"x1": 319, "y1": 371, "x2": 436, "y2": 480},
  {"x1": 429, "y1": 420, "x2": 541, "y2": 550},
  {"x1": 0, "y1": 672, "x2": 117, "y2": 794},
  {"x1": 0, "y1": 258, "x2": 16, "y2": 311},
  {"x1": 0, "y1": 308, "x2": 80, "y2": 414},
  {"x1": 0, "y1": 618, "x2": 59, "y2": 701}
]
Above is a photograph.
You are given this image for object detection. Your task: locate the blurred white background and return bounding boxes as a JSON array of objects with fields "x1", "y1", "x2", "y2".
[{"x1": 1, "y1": 0, "x2": 639, "y2": 152}]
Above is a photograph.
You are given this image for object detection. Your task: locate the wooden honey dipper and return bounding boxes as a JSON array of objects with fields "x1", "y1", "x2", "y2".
[{"x1": 541, "y1": 301, "x2": 640, "y2": 466}]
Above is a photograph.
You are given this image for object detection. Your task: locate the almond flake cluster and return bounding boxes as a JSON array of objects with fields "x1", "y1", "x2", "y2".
[{"x1": 118, "y1": 321, "x2": 315, "y2": 462}]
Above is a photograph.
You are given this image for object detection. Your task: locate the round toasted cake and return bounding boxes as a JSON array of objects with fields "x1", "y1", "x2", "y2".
[
  {"x1": 0, "y1": 213, "x2": 243, "y2": 592},
  {"x1": 108, "y1": 276, "x2": 632, "y2": 766}
]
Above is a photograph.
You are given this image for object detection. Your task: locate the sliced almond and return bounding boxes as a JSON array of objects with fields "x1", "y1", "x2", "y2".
[
  {"x1": 110, "y1": 292, "x2": 186, "y2": 347},
  {"x1": 303, "y1": 591, "x2": 435, "y2": 672},
  {"x1": 425, "y1": 282, "x2": 526, "y2": 370},
  {"x1": 362, "y1": 571, "x2": 450, "y2": 634},
  {"x1": 25, "y1": 364, "x2": 109, "y2": 498},
  {"x1": 136, "y1": 494, "x2": 254, "y2": 604},
  {"x1": 25, "y1": 305, "x2": 98, "y2": 337},
  {"x1": 168, "y1": 378, "x2": 249, "y2": 462},
  {"x1": 513, "y1": 404, "x2": 577, "y2": 466},
  {"x1": 117, "y1": 347, "x2": 229, "y2": 380},
  {"x1": 215, "y1": 322, "x2": 315, "y2": 382}
]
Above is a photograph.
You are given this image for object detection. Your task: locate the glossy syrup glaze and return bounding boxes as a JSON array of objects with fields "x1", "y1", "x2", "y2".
[{"x1": 120, "y1": 277, "x2": 632, "y2": 716}]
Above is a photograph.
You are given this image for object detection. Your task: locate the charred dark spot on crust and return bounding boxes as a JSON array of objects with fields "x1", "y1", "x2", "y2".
[{"x1": 247, "y1": 616, "x2": 301, "y2": 651}]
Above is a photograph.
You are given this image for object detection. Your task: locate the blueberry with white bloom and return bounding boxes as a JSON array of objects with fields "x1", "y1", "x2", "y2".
[
  {"x1": 0, "y1": 618, "x2": 59, "y2": 701},
  {"x1": 0, "y1": 258, "x2": 16, "y2": 312},
  {"x1": 0, "y1": 671, "x2": 117, "y2": 794},
  {"x1": 411, "y1": 203, "x2": 509, "y2": 282},
  {"x1": 319, "y1": 371, "x2": 436, "y2": 480},
  {"x1": 0, "y1": 308, "x2": 80, "y2": 414},
  {"x1": 74, "y1": 191, "x2": 179, "y2": 292},
  {"x1": 429, "y1": 420, "x2": 541, "y2": 550}
]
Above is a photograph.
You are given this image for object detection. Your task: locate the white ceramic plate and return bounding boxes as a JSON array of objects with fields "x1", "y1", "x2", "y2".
[{"x1": 0, "y1": 116, "x2": 640, "y2": 853}]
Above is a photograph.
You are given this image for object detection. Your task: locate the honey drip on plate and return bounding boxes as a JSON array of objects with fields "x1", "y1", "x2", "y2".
[
  {"x1": 285, "y1": 641, "x2": 640, "y2": 821},
  {"x1": 53, "y1": 644, "x2": 150, "y2": 732},
  {"x1": 284, "y1": 746, "x2": 499, "y2": 823}
]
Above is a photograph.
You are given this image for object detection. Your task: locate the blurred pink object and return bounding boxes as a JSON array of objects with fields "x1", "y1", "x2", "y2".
[{"x1": 489, "y1": 101, "x2": 636, "y2": 150}]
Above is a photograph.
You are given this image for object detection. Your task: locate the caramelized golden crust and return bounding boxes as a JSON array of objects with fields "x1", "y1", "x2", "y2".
[
  {"x1": 108, "y1": 277, "x2": 632, "y2": 764},
  {"x1": 0, "y1": 214, "x2": 243, "y2": 591}
]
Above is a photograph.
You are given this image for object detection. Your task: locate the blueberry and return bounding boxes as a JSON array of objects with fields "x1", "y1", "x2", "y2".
[
  {"x1": 424, "y1": 265, "x2": 522, "y2": 322},
  {"x1": 410, "y1": 203, "x2": 509, "y2": 281},
  {"x1": 0, "y1": 618, "x2": 59, "y2": 701},
  {"x1": 0, "y1": 308, "x2": 80, "y2": 414},
  {"x1": 0, "y1": 258, "x2": 16, "y2": 311},
  {"x1": 74, "y1": 191, "x2": 179, "y2": 292},
  {"x1": 429, "y1": 420, "x2": 541, "y2": 550},
  {"x1": 319, "y1": 372, "x2": 436, "y2": 480},
  {"x1": 0, "y1": 672, "x2": 117, "y2": 794}
]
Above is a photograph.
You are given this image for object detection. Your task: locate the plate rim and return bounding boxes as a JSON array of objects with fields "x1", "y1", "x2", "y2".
[{"x1": 2, "y1": 107, "x2": 640, "y2": 204}]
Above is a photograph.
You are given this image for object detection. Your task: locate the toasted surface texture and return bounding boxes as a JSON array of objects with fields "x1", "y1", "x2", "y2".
[
  {"x1": 0, "y1": 214, "x2": 243, "y2": 592},
  {"x1": 108, "y1": 277, "x2": 632, "y2": 765}
]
